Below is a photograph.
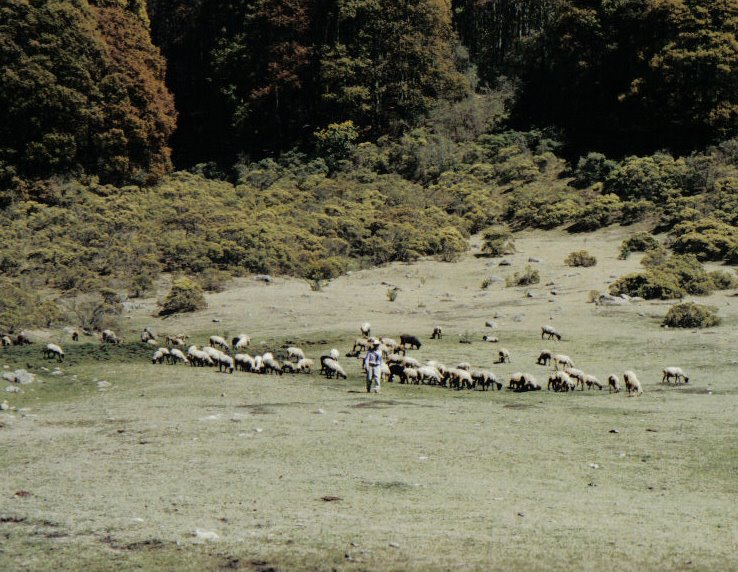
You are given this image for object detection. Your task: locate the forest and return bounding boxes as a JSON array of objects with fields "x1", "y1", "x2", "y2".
[{"x1": 2, "y1": 0, "x2": 738, "y2": 327}]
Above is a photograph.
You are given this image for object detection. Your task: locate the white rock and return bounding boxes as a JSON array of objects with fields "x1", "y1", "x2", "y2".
[
  {"x1": 5, "y1": 386, "x2": 21, "y2": 393},
  {"x1": 96, "y1": 381, "x2": 111, "y2": 390},
  {"x1": 194, "y1": 529, "x2": 220, "y2": 541},
  {"x1": 254, "y1": 427, "x2": 263, "y2": 433}
]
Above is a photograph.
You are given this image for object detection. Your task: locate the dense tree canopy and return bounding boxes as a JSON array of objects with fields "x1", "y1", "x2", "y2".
[{"x1": 0, "y1": 0, "x2": 175, "y2": 198}]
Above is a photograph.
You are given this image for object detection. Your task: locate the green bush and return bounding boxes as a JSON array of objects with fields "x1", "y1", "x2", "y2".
[
  {"x1": 0, "y1": 278, "x2": 62, "y2": 331},
  {"x1": 159, "y1": 277, "x2": 207, "y2": 316},
  {"x1": 709, "y1": 270, "x2": 738, "y2": 290},
  {"x1": 609, "y1": 271, "x2": 684, "y2": 300},
  {"x1": 572, "y1": 152, "x2": 617, "y2": 188},
  {"x1": 621, "y1": 232, "x2": 660, "y2": 255},
  {"x1": 481, "y1": 226, "x2": 515, "y2": 257},
  {"x1": 197, "y1": 269, "x2": 232, "y2": 293},
  {"x1": 670, "y1": 217, "x2": 738, "y2": 261},
  {"x1": 610, "y1": 253, "x2": 715, "y2": 299},
  {"x1": 564, "y1": 250, "x2": 597, "y2": 267},
  {"x1": 569, "y1": 193, "x2": 622, "y2": 231},
  {"x1": 506, "y1": 266, "x2": 540, "y2": 287},
  {"x1": 663, "y1": 302, "x2": 720, "y2": 328}
]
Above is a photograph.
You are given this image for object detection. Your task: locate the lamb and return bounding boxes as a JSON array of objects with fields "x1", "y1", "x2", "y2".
[
  {"x1": 209, "y1": 335, "x2": 230, "y2": 351},
  {"x1": 662, "y1": 367, "x2": 689, "y2": 384},
  {"x1": 584, "y1": 374, "x2": 603, "y2": 390},
  {"x1": 400, "y1": 334, "x2": 422, "y2": 350},
  {"x1": 322, "y1": 358, "x2": 347, "y2": 380},
  {"x1": 497, "y1": 348, "x2": 511, "y2": 363},
  {"x1": 360, "y1": 322, "x2": 371, "y2": 337},
  {"x1": 541, "y1": 325, "x2": 562, "y2": 341},
  {"x1": 608, "y1": 374, "x2": 620, "y2": 393},
  {"x1": 537, "y1": 350, "x2": 553, "y2": 366},
  {"x1": 297, "y1": 358, "x2": 314, "y2": 373},
  {"x1": 564, "y1": 367, "x2": 586, "y2": 390},
  {"x1": 232, "y1": 334, "x2": 251, "y2": 350},
  {"x1": 624, "y1": 370, "x2": 643, "y2": 396},
  {"x1": 43, "y1": 343, "x2": 64, "y2": 362},
  {"x1": 169, "y1": 348, "x2": 189, "y2": 365},
  {"x1": 552, "y1": 354, "x2": 574, "y2": 370},
  {"x1": 286, "y1": 346, "x2": 305, "y2": 362},
  {"x1": 431, "y1": 326, "x2": 443, "y2": 339},
  {"x1": 482, "y1": 335, "x2": 499, "y2": 343},
  {"x1": 101, "y1": 329, "x2": 120, "y2": 344}
]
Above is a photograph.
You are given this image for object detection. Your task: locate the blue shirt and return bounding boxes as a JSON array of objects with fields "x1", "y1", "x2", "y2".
[{"x1": 364, "y1": 348, "x2": 382, "y2": 368}]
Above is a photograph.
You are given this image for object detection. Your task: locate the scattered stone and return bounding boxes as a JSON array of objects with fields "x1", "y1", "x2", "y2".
[
  {"x1": 97, "y1": 381, "x2": 111, "y2": 391},
  {"x1": 499, "y1": 259, "x2": 511, "y2": 266},
  {"x1": 485, "y1": 320, "x2": 496, "y2": 328},
  {"x1": 550, "y1": 290, "x2": 559, "y2": 295},
  {"x1": 512, "y1": 313, "x2": 525, "y2": 322},
  {"x1": 2, "y1": 370, "x2": 35, "y2": 384},
  {"x1": 0, "y1": 400, "x2": 9, "y2": 410},
  {"x1": 194, "y1": 529, "x2": 220, "y2": 541},
  {"x1": 528, "y1": 257, "x2": 543, "y2": 263},
  {"x1": 254, "y1": 427, "x2": 263, "y2": 433},
  {"x1": 609, "y1": 429, "x2": 620, "y2": 434},
  {"x1": 41, "y1": 367, "x2": 49, "y2": 372},
  {"x1": 316, "y1": 408, "x2": 325, "y2": 415},
  {"x1": 596, "y1": 293, "x2": 629, "y2": 306},
  {"x1": 526, "y1": 291, "x2": 535, "y2": 298},
  {"x1": 5, "y1": 386, "x2": 21, "y2": 393},
  {"x1": 254, "y1": 274, "x2": 273, "y2": 283},
  {"x1": 15, "y1": 490, "x2": 32, "y2": 498},
  {"x1": 321, "y1": 496, "x2": 342, "y2": 502}
]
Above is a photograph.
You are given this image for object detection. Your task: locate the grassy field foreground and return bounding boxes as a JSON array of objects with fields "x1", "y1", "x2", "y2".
[{"x1": 1, "y1": 229, "x2": 737, "y2": 571}]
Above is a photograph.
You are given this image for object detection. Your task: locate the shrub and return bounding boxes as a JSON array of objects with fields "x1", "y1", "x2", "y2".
[
  {"x1": 506, "y1": 266, "x2": 540, "y2": 287},
  {"x1": 670, "y1": 217, "x2": 738, "y2": 261},
  {"x1": 0, "y1": 278, "x2": 62, "y2": 331},
  {"x1": 709, "y1": 270, "x2": 738, "y2": 290},
  {"x1": 481, "y1": 226, "x2": 515, "y2": 257},
  {"x1": 129, "y1": 274, "x2": 155, "y2": 298},
  {"x1": 565, "y1": 250, "x2": 597, "y2": 267},
  {"x1": 197, "y1": 269, "x2": 231, "y2": 293},
  {"x1": 663, "y1": 302, "x2": 720, "y2": 328},
  {"x1": 605, "y1": 153, "x2": 688, "y2": 202},
  {"x1": 569, "y1": 193, "x2": 622, "y2": 231},
  {"x1": 609, "y1": 271, "x2": 684, "y2": 300},
  {"x1": 159, "y1": 277, "x2": 207, "y2": 316},
  {"x1": 621, "y1": 232, "x2": 660, "y2": 255},
  {"x1": 572, "y1": 152, "x2": 617, "y2": 188}
]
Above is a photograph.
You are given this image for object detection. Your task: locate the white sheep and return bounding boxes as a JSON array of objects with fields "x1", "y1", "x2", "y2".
[
  {"x1": 101, "y1": 329, "x2": 120, "y2": 344},
  {"x1": 584, "y1": 374, "x2": 603, "y2": 390},
  {"x1": 403, "y1": 367, "x2": 420, "y2": 384},
  {"x1": 360, "y1": 322, "x2": 371, "y2": 337},
  {"x1": 564, "y1": 367, "x2": 586, "y2": 390},
  {"x1": 141, "y1": 328, "x2": 156, "y2": 343},
  {"x1": 624, "y1": 371, "x2": 642, "y2": 396},
  {"x1": 553, "y1": 354, "x2": 574, "y2": 370},
  {"x1": 608, "y1": 374, "x2": 620, "y2": 393},
  {"x1": 297, "y1": 358, "x2": 314, "y2": 373},
  {"x1": 352, "y1": 337, "x2": 370, "y2": 352},
  {"x1": 152, "y1": 349, "x2": 167, "y2": 364},
  {"x1": 547, "y1": 371, "x2": 573, "y2": 392},
  {"x1": 497, "y1": 348, "x2": 511, "y2": 363},
  {"x1": 508, "y1": 372, "x2": 531, "y2": 391},
  {"x1": 232, "y1": 334, "x2": 251, "y2": 350},
  {"x1": 217, "y1": 353, "x2": 235, "y2": 373},
  {"x1": 541, "y1": 325, "x2": 562, "y2": 341},
  {"x1": 329, "y1": 348, "x2": 339, "y2": 361},
  {"x1": 263, "y1": 357, "x2": 283, "y2": 375},
  {"x1": 286, "y1": 346, "x2": 305, "y2": 362},
  {"x1": 448, "y1": 368, "x2": 473, "y2": 390},
  {"x1": 482, "y1": 335, "x2": 499, "y2": 343},
  {"x1": 1, "y1": 335, "x2": 12, "y2": 347},
  {"x1": 457, "y1": 361, "x2": 471, "y2": 371},
  {"x1": 209, "y1": 335, "x2": 229, "y2": 351},
  {"x1": 322, "y1": 358, "x2": 347, "y2": 379},
  {"x1": 170, "y1": 348, "x2": 189, "y2": 365},
  {"x1": 189, "y1": 348, "x2": 214, "y2": 367},
  {"x1": 146, "y1": 339, "x2": 158, "y2": 346},
  {"x1": 43, "y1": 343, "x2": 64, "y2": 362},
  {"x1": 472, "y1": 369, "x2": 501, "y2": 391},
  {"x1": 662, "y1": 367, "x2": 689, "y2": 384},
  {"x1": 417, "y1": 365, "x2": 442, "y2": 385},
  {"x1": 234, "y1": 354, "x2": 255, "y2": 372}
]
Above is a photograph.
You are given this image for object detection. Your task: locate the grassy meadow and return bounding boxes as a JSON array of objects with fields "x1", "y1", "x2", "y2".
[{"x1": 1, "y1": 228, "x2": 737, "y2": 571}]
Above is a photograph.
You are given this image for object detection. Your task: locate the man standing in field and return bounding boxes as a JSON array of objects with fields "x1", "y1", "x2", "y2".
[{"x1": 364, "y1": 339, "x2": 383, "y2": 394}]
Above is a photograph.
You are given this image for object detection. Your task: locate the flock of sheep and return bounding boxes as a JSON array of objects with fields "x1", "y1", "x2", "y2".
[{"x1": 4, "y1": 322, "x2": 690, "y2": 397}]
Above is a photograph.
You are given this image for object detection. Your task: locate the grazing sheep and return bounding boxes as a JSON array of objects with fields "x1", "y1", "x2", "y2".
[
  {"x1": 216, "y1": 353, "x2": 235, "y2": 374},
  {"x1": 188, "y1": 348, "x2": 213, "y2": 367},
  {"x1": 297, "y1": 358, "x2": 314, "y2": 373},
  {"x1": 400, "y1": 334, "x2": 422, "y2": 350},
  {"x1": 170, "y1": 348, "x2": 189, "y2": 365},
  {"x1": 152, "y1": 349, "x2": 167, "y2": 364},
  {"x1": 662, "y1": 367, "x2": 689, "y2": 384},
  {"x1": 43, "y1": 343, "x2": 64, "y2": 362},
  {"x1": 232, "y1": 334, "x2": 251, "y2": 350},
  {"x1": 564, "y1": 367, "x2": 586, "y2": 390},
  {"x1": 141, "y1": 328, "x2": 156, "y2": 343},
  {"x1": 234, "y1": 354, "x2": 255, "y2": 372},
  {"x1": 403, "y1": 367, "x2": 420, "y2": 384},
  {"x1": 352, "y1": 337, "x2": 370, "y2": 352},
  {"x1": 286, "y1": 346, "x2": 305, "y2": 362},
  {"x1": 537, "y1": 350, "x2": 553, "y2": 366},
  {"x1": 15, "y1": 331, "x2": 32, "y2": 345},
  {"x1": 584, "y1": 374, "x2": 603, "y2": 390},
  {"x1": 541, "y1": 325, "x2": 562, "y2": 341},
  {"x1": 209, "y1": 335, "x2": 229, "y2": 351},
  {"x1": 472, "y1": 370, "x2": 501, "y2": 391},
  {"x1": 388, "y1": 363, "x2": 406, "y2": 383},
  {"x1": 329, "y1": 348, "x2": 339, "y2": 360},
  {"x1": 523, "y1": 376, "x2": 542, "y2": 391},
  {"x1": 547, "y1": 371, "x2": 573, "y2": 392},
  {"x1": 380, "y1": 337, "x2": 402, "y2": 355},
  {"x1": 431, "y1": 326, "x2": 443, "y2": 340},
  {"x1": 166, "y1": 334, "x2": 187, "y2": 346},
  {"x1": 101, "y1": 329, "x2": 120, "y2": 344},
  {"x1": 417, "y1": 365, "x2": 442, "y2": 385},
  {"x1": 203, "y1": 346, "x2": 224, "y2": 363},
  {"x1": 322, "y1": 358, "x2": 347, "y2": 380},
  {"x1": 71, "y1": 331, "x2": 79, "y2": 342},
  {"x1": 448, "y1": 368, "x2": 473, "y2": 390},
  {"x1": 1, "y1": 336, "x2": 12, "y2": 347},
  {"x1": 497, "y1": 348, "x2": 511, "y2": 364},
  {"x1": 608, "y1": 374, "x2": 620, "y2": 393},
  {"x1": 624, "y1": 371, "x2": 643, "y2": 396},
  {"x1": 553, "y1": 354, "x2": 574, "y2": 370},
  {"x1": 482, "y1": 335, "x2": 499, "y2": 343},
  {"x1": 252, "y1": 355, "x2": 264, "y2": 373},
  {"x1": 457, "y1": 361, "x2": 471, "y2": 371},
  {"x1": 361, "y1": 322, "x2": 371, "y2": 337},
  {"x1": 263, "y1": 357, "x2": 283, "y2": 375},
  {"x1": 508, "y1": 372, "x2": 533, "y2": 391}
]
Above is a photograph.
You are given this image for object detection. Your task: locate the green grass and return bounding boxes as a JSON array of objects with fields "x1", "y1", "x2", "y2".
[{"x1": 1, "y1": 229, "x2": 737, "y2": 570}]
